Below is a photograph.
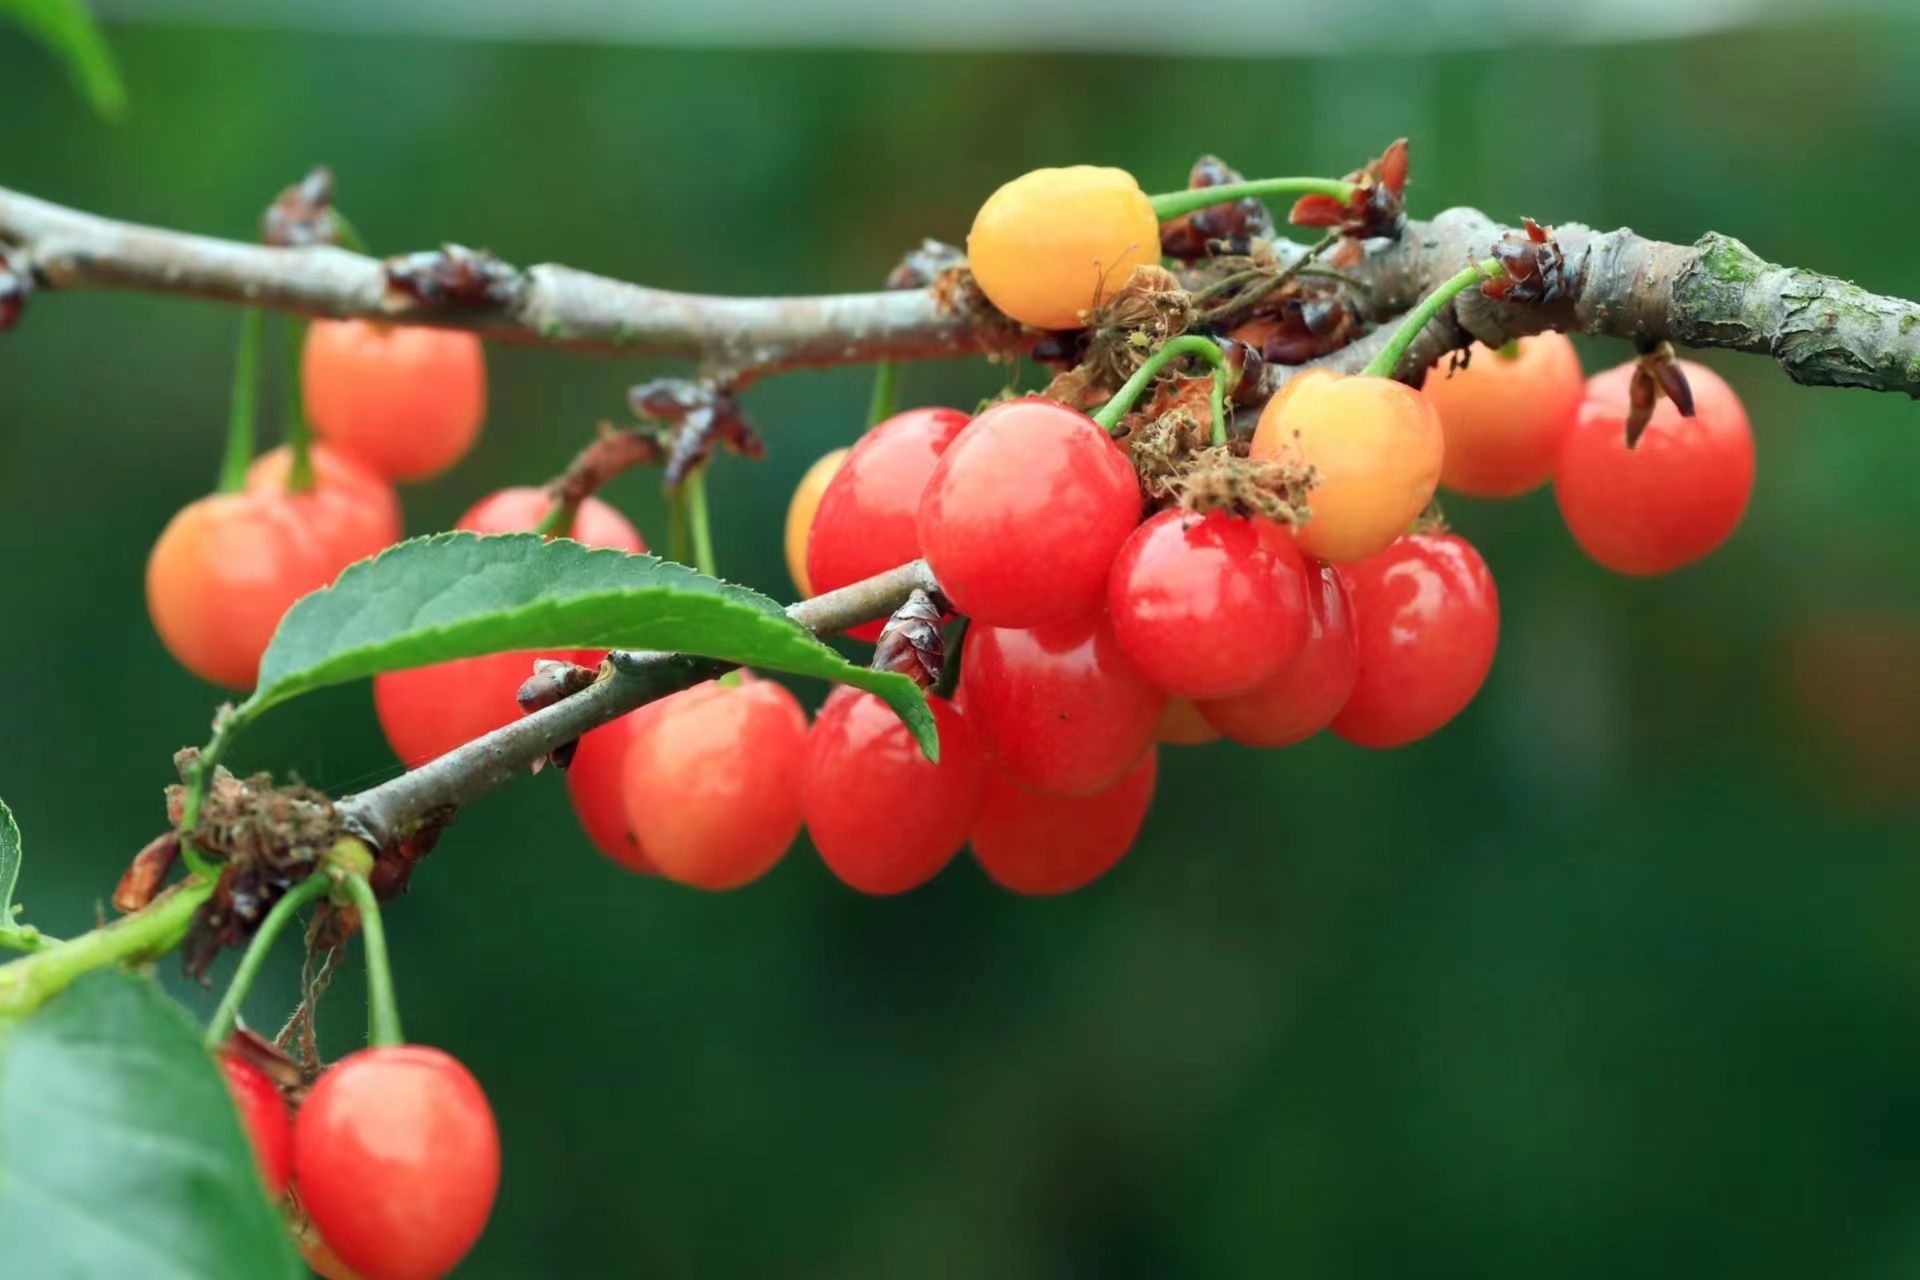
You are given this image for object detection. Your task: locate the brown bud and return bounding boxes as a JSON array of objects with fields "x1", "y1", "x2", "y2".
[
  {"x1": 383, "y1": 244, "x2": 523, "y2": 310},
  {"x1": 871, "y1": 590, "x2": 947, "y2": 690},
  {"x1": 261, "y1": 167, "x2": 337, "y2": 248},
  {"x1": 887, "y1": 240, "x2": 966, "y2": 290},
  {"x1": 516, "y1": 658, "x2": 599, "y2": 715},
  {"x1": 113, "y1": 831, "x2": 182, "y2": 914}
]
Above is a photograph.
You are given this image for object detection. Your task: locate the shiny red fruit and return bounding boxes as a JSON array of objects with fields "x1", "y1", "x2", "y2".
[
  {"x1": 960, "y1": 613, "x2": 1165, "y2": 796},
  {"x1": 802, "y1": 690, "x2": 984, "y2": 895},
  {"x1": 807, "y1": 407, "x2": 969, "y2": 641},
  {"x1": 564, "y1": 710, "x2": 654, "y2": 874},
  {"x1": 293, "y1": 1045, "x2": 499, "y2": 1280},
  {"x1": 1555, "y1": 359, "x2": 1755, "y2": 575},
  {"x1": 971, "y1": 749, "x2": 1158, "y2": 895},
  {"x1": 218, "y1": 1054, "x2": 292, "y2": 1198},
  {"x1": 1107, "y1": 509, "x2": 1310, "y2": 699},
  {"x1": 372, "y1": 488, "x2": 643, "y2": 765},
  {"x1": 1199, "y1": 563, "x2": 1358, "y2": 748},
  {"x1": 1332, "y1": 534, "x2": 1498, "y2": 749},
  {"x1": 918, "y1": 397, "x2": 1142, "y2": 628},
  {"x1": 303, "y1": 320, "x2": 486, "y2": 482},
  {"x1": 621, "y1": 677, "x2": 809, "y2": 891}
]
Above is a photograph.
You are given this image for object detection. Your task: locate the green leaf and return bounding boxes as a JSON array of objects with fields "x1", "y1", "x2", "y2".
[
  {"x1": 242, "y1": 533, "x2": 936, "y2": 756},
  {"x1": 0, "y1": 970, "x2": 301, "y2": 1278},
  {"x1": 0, "y1": 799, "x2": 16, "y2": 924},
  {"x1": 1, "y1": 0, "x2": 126, "y2": 118}
]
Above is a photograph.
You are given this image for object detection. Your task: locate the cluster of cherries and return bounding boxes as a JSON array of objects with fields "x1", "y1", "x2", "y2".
[{"x1": 219, "y1": 1040, "x2": 498, "y2": 1280}]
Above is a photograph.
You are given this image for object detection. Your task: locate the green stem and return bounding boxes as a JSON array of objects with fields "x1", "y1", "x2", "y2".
[
  {"x1": 0, "y1": 923, "x2": 58, "y2": 954},
  {"x1": 329, "y1": 209, "x2": 370, "y2": 255},
  {"x1": 202, "y1": 873, "x2": 329, "y2": 1048},
  {"x1": 667, "y1": 486, "x2": 689, "y2": 566},
  {"x1": 341, "y1": 873, "x2": 403, "y2": 1048},
  {"x1": 0, "y1": 878, "x2": 217, "y2": 1018},
  {"x1": 1360, "y1": 258, "x2": 1506, "y2": 379},
  {"x1": 1148, "y1": 177, "x2": 1358, "y2": 222},
  {"x1": 933, "y1": 616, "x2": 968, "y2": 701},
  {"x1": 216, "y1": 310, "x2": 265, "y2": 494},
  {"x1": 866, "y1": 361, "x2": 899, "y2": 429},
  {"x1": 1090, "y1": 334, "x2": 1232, "y2": 446},
  {"x1": 283, "y1": 317, "x2": 315, "y2": 492},
  {"x1": 685, "y1": 467, "x2": 718, "y2": 578},
  {"x1": 533, "y1": 496, "x2": 578, "y2": 539}
]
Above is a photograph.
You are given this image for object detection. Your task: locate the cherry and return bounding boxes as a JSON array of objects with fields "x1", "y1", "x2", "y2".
[
  {"x1": 1249, "y1": 369, "x2": 1444, "y2": 564},
  {"x1": 784, "y1": 446, "x2": 848, "y2": 597},
  {"x1": 802, "y1": 689, "x2": 984, "y2": 895},
  {"x1": 247, "y1": 442, "x2": 403, "y2": 567},
  {"x1": 960, "y1": 612, "x2": 1165, "y2": 796},
  {"x1": 293, "y1": 1045, "x2": 499, "y2": 1280},
  {"x1": 372, "y1": 488, "x2": 643, "y2": 765},
  {"x1": 807, "y1": 407, "x2": 970, "y2": 640},
  {"x1": 302, "y1": 320, "x2": 486, "y2": 482},
  {"x1": 217, "y1": 1053, "x2": 292, "y2": 1198},
  {"x1": 1156, "y1": 698, "x2": 1220, "y2": 746},
  {"x1": 1423, "y1": 333, "x2": 1584, "y2": 498},
  {"x1": 298, "y1": 1224, "x2": 369, "y2": 1280},
  {"x1": 621, "y1": 676, "x2": 809, "y2": 891},
  {"x1": 1198, "y1": 562, "x2": 1358, "y2": 748},
  {"x1": 564, "y1": 711, "x2": 655, "y2": 874},
  {"x1": 147, "y1": 491, "x2": 331, "y2": 689},
  {"x1": 918, "y1": 397, "x2": 1142, "y2": 629},
  {"x1": 1555, "y1": 359, "x2": 1755, "y2": 575},
  {"x1": 1331, "y1": 533, "x2": 1498, "y2": 749},
  {"x1": 1107, "y1": 509, "x2": 1310, "y2": 699},
  {"x1": 967, "y1": 166, "x2": 1162, "y2": 330},
  {"x1": 970, "y1": 749, "x2": 1158, "y2": 895}
]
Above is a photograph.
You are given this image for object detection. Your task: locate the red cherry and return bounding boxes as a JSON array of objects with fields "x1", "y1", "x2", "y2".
[
  {"x1": 620, "y1": 677, "x2": 809, "y2": 891},
  {"x1": 565, "y1": 711, "x2": 655, "y2": 874},
  {"x1": 218, "y1": 1054, "x2": 292, "y2": 1198},
  {"x1": 806, "y1": 407, "x2": 969, "y2": 641},
  {"x1": 971, "y1": 749, "x2": 1158, "y2": 895},
  {"x1": 960, "y1": 612, "x2": 1165, "y2": 796},
  {"x1": 1107, "y1": 509, "x2": 1310, "y2": 699},
  {"x1": 302, "y1": 320, "x2": 486, "y2": 482},
  {"x1": 1198, "y1": 563, "x2": 1357, "y2": 748},
  {"x1": 1555, "y1": 359, "x2": 1755, "y2": 575},
  {"x1": 247, "y1": 443, "x2": 403, "y2": 567},
  {"x1": 293, "y1": 1045, "x2": 499, "y2": 1280},
  {"x1": 802, "y1": 690, "x2": 984, "y2": 895},
  {"x1": 918, "y1": 397, "x2": 1142, "y2": 628},
  {"x1": 1332, "y1": 533, "x2": 1498, "y2": 749},
  {"x1": 1424, "y1": 334, "x2": 1585, "y2": 498},
  {"x1": 372, "y1": 488, "x2": 643, "y2": 765}
]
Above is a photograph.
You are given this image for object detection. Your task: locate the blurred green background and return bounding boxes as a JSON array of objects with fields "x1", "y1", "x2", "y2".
[{"x1": 6, "y1": 13, "x2": 1920, "y2": 1278}]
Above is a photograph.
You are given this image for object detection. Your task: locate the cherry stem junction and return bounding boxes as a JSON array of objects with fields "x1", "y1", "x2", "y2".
[
  {"x1": 1091, "y1": 333, "x2": 1233, "y2": 447},
  {"x1": 202, "y1": 871, "x2": 330, "y2": 1049},
  {"x1": 342, "y1": 871, "x2": 404, "y2": 1048},
  {"x1": 1360, "y1": 256, "x2": 1507, "y2": 380},
  {"x1": 1148, "y1": 177, "x2": 1358, "y2": 222}
]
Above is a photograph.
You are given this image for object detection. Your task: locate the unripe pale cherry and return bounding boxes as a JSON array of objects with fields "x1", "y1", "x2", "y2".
[
  {"x1": 918, "y1": 397, "x2": 1143, "y2": 629},
  {"x1": 960, "y1": 612, "x2": 1165, "y2": 797},
  {"x1": 1424, "y1": 333, "x2": 1585, "y2": 498},
  {"x1": 1332, "y1": 533, "x2": 1498, "y2": 749},
  {"x1": 1107, "y1": 508, "x2": 1310, "y2": 699},
  {"x1": 1198, "y1": 562, "x2": 1358, "y2": 748},
  {"x1": 783, "y1": 446, "x2": 848, "y2": 597},
  {"x1": 1249, "y1": 369, "x2": 1444, "y2": 564},
  {"x1": 302, "y1": 319, "x2": 486, "y2": 482},
  {"x1": 620, "y1": 676, "x2": 810, "y2": 891},
  {"x1": 970, "y1": 749, "x2": 1158, "y2": 895},
  {"x1": 802, "y1": 690, "x2": 985, "y2": 895},
  {"x1": 967, "y1": 166, "x2": 1162, "y2": 330},
  {"x1": 1555, "y1": 359, "x2": 1755, "y2": 576}
]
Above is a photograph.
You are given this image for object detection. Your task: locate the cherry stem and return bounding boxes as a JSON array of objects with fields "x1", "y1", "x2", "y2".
[
  {"x1": 867, "y1": 360, "x2": 899, "y2": 429},
  {"x1": 685, "y1": 465, "x2": 719, "y2": 578},
  {"x1": 341, "y1": 871, "x2": 403, "y2": 1048},
  {"x1": 533, "y1": 496, "x2": 578, "y2": 539},
  {"x1": 202, "y1": 871, "x2": 329, "y2": 1049},
  {"x1": 329, "y1": 209, "x2": 370, "y2": 256},
  {"x1": 1091, "y1": 334, "x2": 1231, "y2": 446},
  {"x1": 1359, "y1": 257, "x2": 1507, "y2": 380},
  {"x1": 216, "y1": 309, "x2": 264, "y2": 494},
  {"x1": 1148, "y1": 177, "x2": 1358, "y2": 222},
  {"x1": 277, "y1": 317, "x2": 316, "y2": 492}
]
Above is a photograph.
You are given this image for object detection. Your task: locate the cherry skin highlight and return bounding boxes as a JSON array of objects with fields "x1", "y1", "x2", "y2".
[
  {"x1": 1198, "y1": 562, "x2": 1358, "y2": 748},
  {"x1": 967, "y1": 166, "x2": 1161, "y2": 331},
  {"x1": 1424, "y1": 333, "x2": 1585, "y2": 498},
  {"x1": 1107, "y1": 509, "x2": 1310, "y2": 699},
  {"x1": 1250, "y1": 369, "x2": 1444, "y2": 564},
  {"x1": 302, "y1": 319, "x2": 486, "y2": 482},
  {"x1": 960, "y1": 612, "x2": 1165, "y2": 796},
  {"x1": 1555, "y1": 359, "x2": 1755, "y2": 576},
  {"x1": 970, "y1": 749, "x2": 1158, "y2": 895},
  {"x1": 802, "y1": 690, "x2": 985, "y2": 895},
  {"x1": 218, "y1": 1053, "x2": 292, "y2": 1198},
  {"x1": 293, "y1": 1045, "x2": 500, "y2": 1280},
  {"x1": 620, "y1": 677, "x2": 810, "y2": 891},
  {"x1": 784, "y1": 446, "x2": 848, "y2": 598},
  {"x1": 807, "y1": 407, "x2": 969, "y2": 640},
  {"x1": 1332, "y1": 533, "x2": 1499, "y2": 749},
  {"x1": 919, "y1": 397, "x2": 1142, "y2": 629}
]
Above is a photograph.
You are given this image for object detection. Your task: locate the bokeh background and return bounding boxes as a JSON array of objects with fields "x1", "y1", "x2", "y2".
[{"x1": 6, "y1": 7, "x2": 1920, "y2": 1277}]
